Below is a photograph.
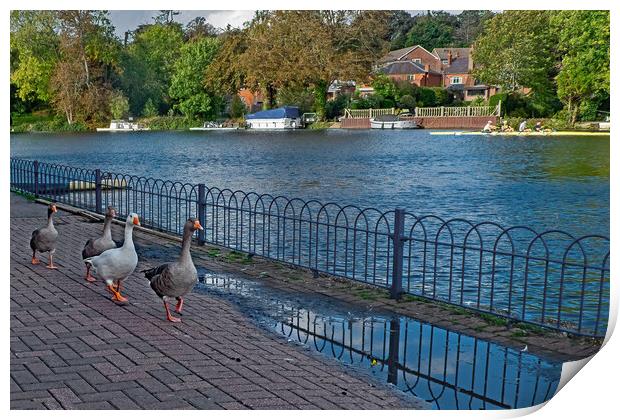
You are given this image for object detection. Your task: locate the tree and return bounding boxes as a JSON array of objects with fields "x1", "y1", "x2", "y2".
[
  {"x1": 240, "y1": 11, "x2": 390, "y2": 119},
  {"x1": 10, "y1": 11, "x2": 60, "y2": 104},
  {"x1": 552, "y1": 11, "x2": 609, "y2": 123},
  {"x1": 405, "y1": 11, "x2": 457, "y2": 51},
  {"x1": 472, "y1": 11, "x2": 557, "y2": 93},
  {"x1": 121, "y1": 23, "x2": 184, "y2": 115},
  {"x1": 454, "y1": 10, "x2": 494, "y2": 47},
  {"x1": 229, "y1": 95, "x2": 247, "y2": 119},
  {"x1": 185, "y1": 16, "x2": 218, "y2": 40},
  {"x1": 204, "y1": 28, "x2": 248, "y2": 96},
  {"x1": 109, "y1": 91, "x2": 129, "y2": 119},
  {"x1": 371, "y1": 74, "x2": 398, "y2": 102},
  {"x1": 169, "y1": 37, "x2": 222, "y2": 120},
  {"x1": 388, "y1": 11, "x2": 415, "y2": 50},
  {"x1": 142, "y1": 98, "x2": 159, "y2": 117}
]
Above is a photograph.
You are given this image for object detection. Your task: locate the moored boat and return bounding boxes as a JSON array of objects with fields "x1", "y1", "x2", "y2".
[
  {"x1": 245, "y1": 107, "x2": 303, "y2": 129},
  {"x1": 370, "y1": 114, "x2": 419, "y2": 129},
  {"x1": 96, "y1": 120, "x2": 149, "y2": 132}
]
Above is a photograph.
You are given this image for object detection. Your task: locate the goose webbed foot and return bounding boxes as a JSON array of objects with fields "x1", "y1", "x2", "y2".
[
  {"x1": 31, "y1": 257, "x2": 40, "y2": 265},
  {"x1": 106, "y1": 284, "x2": 128, "y2": 303},
  {"x1": 164, "y1": 300, "x2": 181, "y2": 323},
  {"x1": 46, "y1": 254, "x2": 58, "y2": 269},
  {"x1": 85, "y1": 267, "x2": 97, "y2": 282}
]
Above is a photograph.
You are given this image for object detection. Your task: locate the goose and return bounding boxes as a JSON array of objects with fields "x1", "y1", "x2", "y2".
[
  {"x1": 142, "y1": 218, "x2": 203, "y2": 322},
  {"x1": 30, "y1": 203, "x2": 59, "y2": 269},
  {"x1": 84, "y1": 213, "x2": 140, "y2": 302},
  {"x1": 82, "y1": 206, "x2": 117, "y2": 282}
]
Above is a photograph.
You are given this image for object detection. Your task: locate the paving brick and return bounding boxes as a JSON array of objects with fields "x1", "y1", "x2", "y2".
[{"x1": 10, "y1": 196, "x2": 419, "y2": 410}]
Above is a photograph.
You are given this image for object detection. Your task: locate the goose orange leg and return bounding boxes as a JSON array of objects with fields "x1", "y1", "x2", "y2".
[
  {"x1": 106, "y1": 280, "x2": 128, "y2": 303},
  {"x1": 46, "y1": 253, "x2": 58, "y2": 269},
  {"x1": 164, "y1": 299, "x2": 181, "y2": 323},
  {"x1": 31, "y1": 251, "x2": 40, "y2": 265},
  {"x1": 175, "y1": 297, "x2": 184, "y2": 314},
  {"x1": 111, "y1": 279, "x2": 128, "y2": 302}
]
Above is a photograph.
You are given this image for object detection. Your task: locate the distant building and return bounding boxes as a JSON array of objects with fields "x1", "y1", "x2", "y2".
[
  {"x1": 238, "y1": 88, "x2": 264, "y2": 113},
  {"x1": 377, "y1": 45, "x2": 498, "y2": 101}
]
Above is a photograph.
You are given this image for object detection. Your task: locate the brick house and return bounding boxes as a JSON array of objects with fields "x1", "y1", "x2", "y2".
[
  {"x1": 377, "y1": 45, "x2": 498, "y2": 101},
  {"x1": 238, "y1": 88, "x2": 264, "y2": 113}
]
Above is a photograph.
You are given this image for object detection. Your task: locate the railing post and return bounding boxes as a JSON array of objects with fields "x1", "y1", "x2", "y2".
[
  {"x1": 95, "y1": 168, "x2": 102, "y2": 214},
  {"x1": 33, "y1": 160, "x2": 39, "y2": 197},
  {"x1": 198, "y1": 183, "x2": 206, "y2": 245},
  {"x1": 390, "y1": 208, "x2": 406, "y2": 299}
]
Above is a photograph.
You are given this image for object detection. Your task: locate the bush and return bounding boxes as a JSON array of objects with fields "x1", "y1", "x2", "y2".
[
  {"x1": 417, "y1": 88, "x2": 436, "y2": 107},
  {"x1": 142, "y1": 98, "x2": 159, "y2": 117},
  {"x1": 325, "y1": 93, "x2": 350, "y2": 120},
  {"x1": 397, "y1": 94, "x2": 416, "y2": 110},
  {"x1": 140, "y1": 116, "x2": 201, "y2": 130}
]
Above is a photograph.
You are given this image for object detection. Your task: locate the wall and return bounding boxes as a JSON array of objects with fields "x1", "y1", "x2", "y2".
[{"x1": 340, "y1": 116, "x2": 497, "y2": 129}]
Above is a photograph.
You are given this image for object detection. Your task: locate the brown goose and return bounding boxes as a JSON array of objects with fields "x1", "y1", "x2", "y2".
[
  {"x1": 30, "y1": 203, "x2": 59, "y2": 269},
  {"x1": 142, "y1": 218, "x2": 203, "y2": 322},
  {"x1": 82, "y1": 206, "x2": 117, "y2": 282}
]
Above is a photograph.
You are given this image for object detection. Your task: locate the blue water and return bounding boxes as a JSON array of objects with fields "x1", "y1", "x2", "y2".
[{"x1": 10, "y1": 130, "x2": 609, "y2": 238}]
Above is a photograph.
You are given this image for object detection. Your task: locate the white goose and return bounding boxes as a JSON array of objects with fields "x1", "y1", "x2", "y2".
[{"x1": 84, "y1": 213, "x2": 140, "y2": 302}]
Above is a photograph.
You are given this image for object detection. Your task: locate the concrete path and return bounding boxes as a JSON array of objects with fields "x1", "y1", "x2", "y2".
[{"x1": 10, "y1": 194, "x2": 423, "y2": 410}]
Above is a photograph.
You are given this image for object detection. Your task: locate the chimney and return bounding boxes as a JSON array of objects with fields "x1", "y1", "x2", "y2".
[
  {"x1": 468, "y1": 49, "x2": 474, "y2": 72},
  {"x1": 424, "y1": 64, "x2": 430, "y2": 72},
  {"x1": 447, "y1": 51, "x2": 452, "y2": 65}
]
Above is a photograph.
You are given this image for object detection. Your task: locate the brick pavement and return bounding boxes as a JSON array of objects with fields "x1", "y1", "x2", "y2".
[{"x1": 10, "y1": 194, "x2": 425, "y2": 410}]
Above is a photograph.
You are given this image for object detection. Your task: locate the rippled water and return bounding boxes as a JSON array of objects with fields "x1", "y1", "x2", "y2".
[
  {"x1": 10, "y1": 130, "x2": 609, "y2": 237},
  {"x1": 196, "y1": 271, "x2": 562, "y2": 410}
]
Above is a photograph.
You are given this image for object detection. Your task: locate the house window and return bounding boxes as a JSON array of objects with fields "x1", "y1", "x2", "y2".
[
  {"x1": 450, "y1": 76, "x2": 462, "y2": 84},
  {"x1": 407, "y1": 74, "x2": 414, "y2": 81},
  {"x1": 442, "y1": 59, "x2": 449, "y2": 65},
  {"x1": 466, "y1": 90, "x2": 484, "y2": 97},
  {"x1": 412, "y1": 58, "x2": 421, "y2": 63}
]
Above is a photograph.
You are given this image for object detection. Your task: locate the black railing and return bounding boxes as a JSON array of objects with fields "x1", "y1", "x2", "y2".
[{"x1": 10, "y1": 158, "x2": 610, "y2": 338}]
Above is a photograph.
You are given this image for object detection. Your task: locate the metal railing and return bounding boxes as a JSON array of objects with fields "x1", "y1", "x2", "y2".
[{"x1": 10, "y1": 158, "x2": 610, "y2": 338}]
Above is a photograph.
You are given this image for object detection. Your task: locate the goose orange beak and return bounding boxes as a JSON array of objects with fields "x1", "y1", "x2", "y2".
[
  {"x1": 133, "y1": 216, "x2": 140, "y2": 226},
  {"x1": 194, "y1": 220, "x2": 203, "y2": 230}
]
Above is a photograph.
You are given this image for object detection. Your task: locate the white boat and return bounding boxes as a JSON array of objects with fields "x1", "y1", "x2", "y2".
[
  {"x1": 245, "y1": 107, "x2": 303, "y2": 129},
  {"x1": 96, "y1": 120, "x2": 150, "y2": 132},
  {"x1": 370, "y1": 114, "x2": 419, "y2": 129},
  {"x1": 189, "y1": 121, "x2": 241, "y2": 131}
]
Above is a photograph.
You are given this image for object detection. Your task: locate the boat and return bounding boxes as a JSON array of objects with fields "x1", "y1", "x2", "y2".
[
  {"x1": 370, "y1": 114, "x2": 419, "y2": 129},
  {"x1": 429, "y1": 131, "x2": 610, "y2": 137},
  {"x1": 189, "y1": 121, "x2": 241, "y2": 131},
  {"x1": 245, "y1": 107, "x2": 303, "y2": 129},
  {"x1": 96, "y1": 120, "x2": 149, "y2": 132}
]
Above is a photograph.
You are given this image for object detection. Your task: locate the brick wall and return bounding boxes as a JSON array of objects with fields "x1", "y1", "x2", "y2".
[{"x1": 340, "y1": 116, "x2": 497, "y2": 129}]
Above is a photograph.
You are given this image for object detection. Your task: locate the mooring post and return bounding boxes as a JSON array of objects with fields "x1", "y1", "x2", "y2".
[
  {"x1": 33, "y1": 160, "x2": 39, "y2": 197},
  {"x1": 95, "y1": 169, "x2": 102, "y2": 214},
  {"x1": 390, "y1": 208, "x2": 406, "y2": 299},
  {"x1": 198, "y1": 183, "x2": 206, "y2": 245}
]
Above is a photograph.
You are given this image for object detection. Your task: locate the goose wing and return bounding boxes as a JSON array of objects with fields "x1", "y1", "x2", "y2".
[{"x1": 143, "y1": 263, "x2": 173, "y2": 298}]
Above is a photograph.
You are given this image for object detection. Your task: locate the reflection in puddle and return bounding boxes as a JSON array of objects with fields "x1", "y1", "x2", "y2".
[{"x1": 196, "y1": 272, "x2": 562, "y2": 410}]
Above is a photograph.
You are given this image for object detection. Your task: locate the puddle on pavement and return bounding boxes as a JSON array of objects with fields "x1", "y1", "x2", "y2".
[{"x1": 195, "y1": 271, "x2": 562, "y2": 410}]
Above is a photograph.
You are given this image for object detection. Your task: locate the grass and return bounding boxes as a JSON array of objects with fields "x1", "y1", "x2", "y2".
[
  {"x1": 223, "y1": 250, "x2": 253, "y2": 264},
  {"x1": 12, "y1": 190, "x2": 36, "y2": 201}
]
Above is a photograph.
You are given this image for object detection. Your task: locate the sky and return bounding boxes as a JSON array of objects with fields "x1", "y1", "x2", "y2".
[{"x1": 108, "y1": 10, "x2": 257, "y2": 36}]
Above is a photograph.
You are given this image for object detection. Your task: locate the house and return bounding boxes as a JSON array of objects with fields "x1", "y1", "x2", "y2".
[
  {"x1": 377, "y1": 45, "x2": 498, "y2": 101},
  {"x1": 327, "y1": 80, "x2": 356, "y2": 101},
  {"x1": 238, "y1": 88, "x2": 264, "y2": 113}
]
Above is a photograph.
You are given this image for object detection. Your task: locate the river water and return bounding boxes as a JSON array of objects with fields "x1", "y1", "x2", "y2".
[{"x1": 10, "y1": 129, "x2": 609, "y2": 238}]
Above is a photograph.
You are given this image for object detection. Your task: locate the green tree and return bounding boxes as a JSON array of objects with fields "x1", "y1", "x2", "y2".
[
  {"x1": 552, "y1": 11, "x2": 609, "y2": 123},
  {"x1": 109, "y1": 91, "x2": 129, "y2": 119},
  {"x1": 10, "y1": 11, "x2": 60, "y2": 104},
  {"x1": 121, "y1": 23, "x2": 184, "y2": 115},
  {"x1": 169, "y1": 37, "x2": 222, "y2": 120},
  {"x1": 405, "y1": 11, "x2": 457, "y2": 51},
  {"x1": 472, "y1": 11, "x2": 557, "y2": 94},
  {"x1": 454, "y1": 11, "x2": 494, "y2": 47},
  {"x1": 142, "y1": 98, "x2": 159, "y2": 117},
  {"x1": 388, "y1": 11, "x2": 415, "y2": 50},
  {"x1": 229, "y1": 95, "x2": 247, "y2": 119},
  {"x1": 371, "y1": 74, "x2": 398, "y2": 102}
]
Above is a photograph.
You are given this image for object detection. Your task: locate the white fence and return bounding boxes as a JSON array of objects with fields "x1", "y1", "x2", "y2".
[{"x1": 342, "y1": 101, "x2": 501, "y2": 119}]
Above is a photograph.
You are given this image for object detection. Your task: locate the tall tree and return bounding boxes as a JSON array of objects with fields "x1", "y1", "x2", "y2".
[
  {"x1": 121, "y1": 22, "x2": 184, "y2": 115},
  {"x1": 454, "y1": 10, "x2": 494, "y2": 47},
  {"x1": 405, "y1": 11, "x2": 457, "y2": 50},
  {"x1": 472, "y1": 11, "x2": 557, "y2": 93},
  {"x1": 552, "y1": 11, "x2": 610, "y2": 123},
  {"x1": 10, "y1": 11, "x2": 60, "y2": 104},
  {"x1": 185, "y1": 16, "x2": 218, "y2": 40},
  {"x1": 169, "y1": 37, "x2": 222, "y2": 119},
  {"x1": 204, "y1": 28, "x2": 248, "y2": 97},
  {"x1": 387, "y1": 11, "x2": 415, "y2": 50}
]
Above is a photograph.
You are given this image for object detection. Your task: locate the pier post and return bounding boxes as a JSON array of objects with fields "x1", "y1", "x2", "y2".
[
  {"x1": 33, "y1": 160, "x2": 39, "y2": 197},
  {"x1": 198, "y1": 183, "x2": 206, "y2": 245},
  {"x1": 95, "y1": 169, "x2": 102, "y2": 214},
  {"x1": 390, "y1": 208, "x2": 406, "y2": 299}
]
